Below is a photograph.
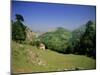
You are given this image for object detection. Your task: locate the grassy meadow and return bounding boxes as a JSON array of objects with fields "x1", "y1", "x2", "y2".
[{"x1": 12, "y1": 41, "x2": 96, "y2": 74}]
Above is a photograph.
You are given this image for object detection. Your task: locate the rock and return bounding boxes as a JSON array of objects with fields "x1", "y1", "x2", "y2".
[
  {"x1": 63, "y1": 68, "x2": 68, "y2": 71},
  {"x1": 25, "y1": 27, "x2": 35, "y2": 43}
]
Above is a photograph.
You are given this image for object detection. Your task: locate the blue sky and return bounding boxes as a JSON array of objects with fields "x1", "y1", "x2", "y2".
[{"x1": 11, "y1": 1, "x2": 96, "y2": 32}]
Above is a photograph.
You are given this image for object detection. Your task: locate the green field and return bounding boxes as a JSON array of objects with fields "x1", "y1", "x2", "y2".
[{"x1": 12, "y1": 41, "x2": 96, "y2": 74}]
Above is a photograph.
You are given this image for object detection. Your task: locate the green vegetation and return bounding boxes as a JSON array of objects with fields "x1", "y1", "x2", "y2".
[
  {"x1": 70, "y1": 21, "x2": 96, "y2": 58},
  {"x1": 39, "y1": 27, "x2": 71, "y2": 53},
  {"x1": 12, "y1": 14, "x2": 26, "y2": 42},
  {"x1": 12, "y1": 41, "x2": 96, "y2": 74},
  {"x1": 35, "y1": 21, "x2": 96, "y2": 58},
  {"x1": 12, "y1": 14, "x2": 96, "y2": 58},
  {"x1": 12, "y1": 14, "x2": 96, "y2": 74}
]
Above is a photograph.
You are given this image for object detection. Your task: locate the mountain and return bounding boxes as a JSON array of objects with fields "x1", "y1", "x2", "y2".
[{"x1": 39, "y1": 27, "x2": 72, "y2": 53}]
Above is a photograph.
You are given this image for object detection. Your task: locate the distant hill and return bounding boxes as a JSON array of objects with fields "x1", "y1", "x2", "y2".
[{"x1": 39, "y1": 27, "x2": 72, "y2": 53}]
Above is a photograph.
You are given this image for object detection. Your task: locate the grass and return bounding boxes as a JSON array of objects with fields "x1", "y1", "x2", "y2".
[{"x1": 12, "y1": 41, "x2": 96, "y2": 74}]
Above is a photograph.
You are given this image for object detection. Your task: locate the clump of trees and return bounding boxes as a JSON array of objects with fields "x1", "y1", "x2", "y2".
[
  {"x1": 69, "y1": 21, "x2": 96, "y2": 58},
  {"x1": 12, "y1": 14, "x2": 26, "y2": 43},
  {"x1": 72, "y1": 21, "x2": 96, "y2": 58}
]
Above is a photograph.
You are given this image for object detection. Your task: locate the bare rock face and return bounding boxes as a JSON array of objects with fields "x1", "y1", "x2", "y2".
[{"x1": 25, "y1": 27, "x2": 35, "y2": 43}]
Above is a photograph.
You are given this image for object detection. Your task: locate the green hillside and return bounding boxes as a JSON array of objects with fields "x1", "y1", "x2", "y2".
[
  {"x1": 12, "y1": 41, "x2": 96, "y2": 74},
  {"x1": 39, "y1": 27, "x2": 72, "y2": 53}
]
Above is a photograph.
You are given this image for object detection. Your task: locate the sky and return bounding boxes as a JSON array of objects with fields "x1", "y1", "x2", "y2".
[{"x1": 11, "y1": 1, "x2": 96, "y2": 32}]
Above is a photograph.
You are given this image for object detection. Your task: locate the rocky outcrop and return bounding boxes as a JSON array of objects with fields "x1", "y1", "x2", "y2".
[{"x1": 25, "y1": 27, "x2": 35, "y2": 43}]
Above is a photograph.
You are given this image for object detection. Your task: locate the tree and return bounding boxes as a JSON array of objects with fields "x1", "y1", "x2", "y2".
[
  {"x1": 70, "y1": 20, "x2": 96, "y2": 58},
  {"x1": 12, "y1": 14, "x2": 26, "y2": 42},
  {"x1": 78, "y1": 20, "x2": 96, "y2": 58},
  {"x1": 15, "y1": 14, "x2": 24, "y2": 22}
]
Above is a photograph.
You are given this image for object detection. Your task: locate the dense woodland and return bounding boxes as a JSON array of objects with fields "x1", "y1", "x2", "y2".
[{"x1": 12, "y1": 14, "x2": 96, "y2": 59}]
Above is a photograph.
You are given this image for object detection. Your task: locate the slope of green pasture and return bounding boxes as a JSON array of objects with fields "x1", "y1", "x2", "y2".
[{"x1": 12, "y1": 41, "x2": 96, "y2": 74}]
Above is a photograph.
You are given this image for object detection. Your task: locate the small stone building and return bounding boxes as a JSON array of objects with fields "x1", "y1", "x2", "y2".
[{"x1": 39, "y1": 43, "x2": 45, "y2": 50}]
